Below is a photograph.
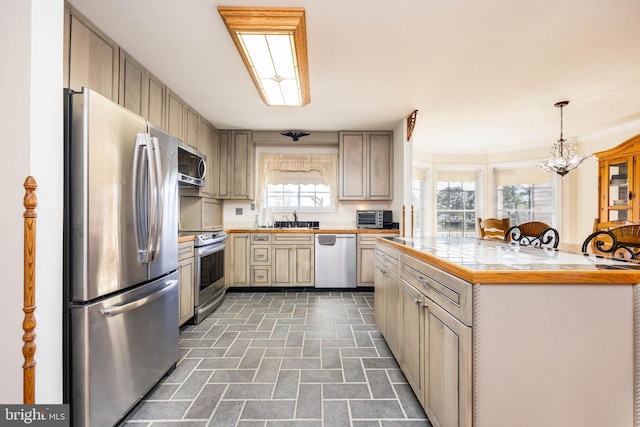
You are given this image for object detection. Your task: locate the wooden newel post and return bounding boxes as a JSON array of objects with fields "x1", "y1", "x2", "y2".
[{"x1": 22, "y1": 176, "x2": 37, "y2": 404}]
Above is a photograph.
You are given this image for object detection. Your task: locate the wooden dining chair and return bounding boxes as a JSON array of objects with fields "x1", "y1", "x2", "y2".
[
  {"x1": 504, "y1": 221, "x2": 560, "y2": 248},
  {"x1": 478, "y1": 217, "x2": 510, "y2": 241},
  {"x1": 592, "y1": 218, "x2": 634, "y2": 232},
  {"x1": 582, "y1": 224, "x2": 640, "y2": 260}
]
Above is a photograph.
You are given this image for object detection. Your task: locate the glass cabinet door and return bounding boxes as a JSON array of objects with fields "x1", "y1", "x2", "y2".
[{"x1": 605, "y1": 160, "x2": 630, "y2": 221}]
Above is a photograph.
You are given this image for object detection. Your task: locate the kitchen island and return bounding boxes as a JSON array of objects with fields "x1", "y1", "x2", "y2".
[{"x1": 376, "y1": 236, "x2": 640, "y2": 427}]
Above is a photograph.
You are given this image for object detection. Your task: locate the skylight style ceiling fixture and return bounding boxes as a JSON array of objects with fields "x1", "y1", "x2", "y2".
[
  {"x1": 218, "y1": 7, "x2": 310, "y2": 107},
  {"x1": 536, "y1": 100, "x2": 591, "y2": 177}
]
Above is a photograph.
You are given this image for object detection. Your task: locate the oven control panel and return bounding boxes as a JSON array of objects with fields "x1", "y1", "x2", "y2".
[{"x1": 194, "y1": 231, "x2": 227, "y2": 247}]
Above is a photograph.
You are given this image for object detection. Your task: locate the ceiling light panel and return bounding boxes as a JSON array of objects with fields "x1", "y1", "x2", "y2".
[{"x1": 218, "y1": 7, "x2": 310, "y2": 107}]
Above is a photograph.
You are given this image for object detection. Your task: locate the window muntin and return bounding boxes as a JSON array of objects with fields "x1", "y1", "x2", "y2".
[{"x1": 411, "y1": 178, "x2": 424, "y2": 237}]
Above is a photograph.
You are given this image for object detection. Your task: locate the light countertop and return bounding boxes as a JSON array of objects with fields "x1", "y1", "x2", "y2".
[{"x1": 226, "y1": 228, "x2": 400, "y2": 234}]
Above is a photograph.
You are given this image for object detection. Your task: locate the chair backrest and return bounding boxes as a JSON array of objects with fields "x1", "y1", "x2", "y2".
[
  {"x1": 592, "y1": 218, "x2": 635, "y2": 232},
  {"x1": 504, "y1": 221, "x2": 559, "y2": 248},
  {"x1": 478, "y1": 217, "x2": 510, "y2": 240},
  {"x1": 582, "y1": 224, "x2": 640, "y2": 260}
]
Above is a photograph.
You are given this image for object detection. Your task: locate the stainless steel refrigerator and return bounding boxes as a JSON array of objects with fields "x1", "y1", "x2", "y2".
[{"x1": 63, "y1": 88, "x2": 179, "y2": 426}]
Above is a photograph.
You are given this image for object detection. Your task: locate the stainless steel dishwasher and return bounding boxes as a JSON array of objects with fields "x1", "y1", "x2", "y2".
[{"x1": 315, "y1": 234, "x2": 357, "y2": 288}]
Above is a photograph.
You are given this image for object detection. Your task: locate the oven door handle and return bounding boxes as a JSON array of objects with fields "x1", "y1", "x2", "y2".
[{"x1": 197, "y1": 242, "x2": 226, "y2": 257}]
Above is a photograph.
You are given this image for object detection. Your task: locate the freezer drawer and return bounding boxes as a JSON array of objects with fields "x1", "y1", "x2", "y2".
[{"x1": 70, "y1": 273, "x2": 179, "y2": 426}]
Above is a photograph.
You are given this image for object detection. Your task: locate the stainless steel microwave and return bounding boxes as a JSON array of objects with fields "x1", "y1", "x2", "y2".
[
  {"x1": 177, "y1": 142, "x2": 206, "y2": 187},
  {"x1": 356, "y1": 210, "x2": 393, "y2": 229}
]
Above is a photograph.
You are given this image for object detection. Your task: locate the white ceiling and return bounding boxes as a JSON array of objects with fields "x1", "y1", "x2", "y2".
[{"x1": 68, "y1": 0, "x2": 640, "y2": 153}]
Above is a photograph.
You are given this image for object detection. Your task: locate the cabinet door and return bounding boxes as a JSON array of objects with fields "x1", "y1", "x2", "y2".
[
  {"x1": 424, "y1": 300, "x2": 472, "y2": 427},
  {"x1": 272, "y1": 245, "x2": 294, "y2": 286},
  {"x1": 217, "y1": 131, "x2": 231, "y2": 198},
  {"x1": 178, "y1": 256, "x2": 194, "y2": 325},
  {"x1": 227, "y1": 234, "x2": 250, "y2": 287},
  {"x1": 231, "y1": 131, "x2": 255, "y2": 199},
  {"x1": 374, "y1": 260, "x2": 386, "y2": 335},
  {"x1": 67, "y1": 13, "x2": 119, "y2": 101},
  {"x1": 118, "y1": 50, "x2": 146, "y2": 117},
  {"x1": 600, "y1": 157, "x2": 632, "y2": 222},
  {"x1": 384, "y1": 270, "x2": 401, "y2": 359},
  {"x1": 339, "y1": 132, "x2": 366, "y2": 199},
  {"x1": 185, "y1": 105, "x2": 200, "y2": 150},
  {"x1": 357, "y1": 245, "x2": 376, "y2": 286},
  {"x1": 293, "y1": 245, "x2": 314, "y2": 287},
  {"x1": 400, "y1": 279, "x2": 425, "y2": 405},
  {"x1": 199, "y1": 120, "x2": 214, "y2": 197},
  {"x1": 367, "y1": 132, "x2": 393, "y2": 200},
  {"x1": 146, "y1": 72, "x2": 166, "y2": 129},
  {"x1": 166, "y1": 89, "x2": 185, "y2": 141}
]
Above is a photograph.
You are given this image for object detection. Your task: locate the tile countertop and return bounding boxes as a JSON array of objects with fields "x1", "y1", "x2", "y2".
[
  {"x1": 226, "y1": 228, "x2": 400, "y2": 234},
  {"x1": 380, "y1": 236, "x2": 640, "y2": 284}
]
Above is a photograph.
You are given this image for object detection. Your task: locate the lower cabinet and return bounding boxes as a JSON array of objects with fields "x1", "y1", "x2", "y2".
[
  {"x1": 178, "y1": 240, "x2": 195, "y2": 326},
  {"x1": 375, "y1": 244, "x2": 472, "y2": 427},
  {"x1": 226, "y1": 232, "x2": 314, "y2": 287},
  {"x1": 358, "y1": 233, "x2": 398, "y2": 286},
  {"x1": 227, "y1": 233, "x2": 250, "y2": 287},
  {"x1": 400, "y1": 278, "x2": 425, "y2": 406},
  {"x1": 423, "y1": 301, "x2": 472, "y2": 427}
]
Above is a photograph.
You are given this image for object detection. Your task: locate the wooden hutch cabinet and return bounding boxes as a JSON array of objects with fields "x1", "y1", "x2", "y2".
[{"x1": 595, "y1": 133, "x2": 640, "y2": 223}]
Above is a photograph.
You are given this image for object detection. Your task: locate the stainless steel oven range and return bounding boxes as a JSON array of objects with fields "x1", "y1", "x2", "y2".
[{"x1": 192, "y1": 231, "x2": 227, "y2": 323}]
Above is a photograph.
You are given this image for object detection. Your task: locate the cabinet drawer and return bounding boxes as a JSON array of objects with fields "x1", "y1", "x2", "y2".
[
  {"x1": 178, "y1": 241, "x2": 194, "y2": 261},
  {"x1": 376, "y1": 245, "x2": 400, "y2": 273},
  {"x1": 401, "y1": 254, "x2": 472, "y2": 326},
  {"x1": 271, "y1": 233, "x2": 314, "y2": 245},
  {"x1": 251, "y1": 233, "x2": 271, "y2": 244},
  {"x1": 358, "y1": 234, "x2": 381, "y2": 245},
  {"x1": 251, "y1": 266, "x2": 271, "y2": 286},
  {"x1": 251, "y1": 245, "x2": 271, "y2": 265}
]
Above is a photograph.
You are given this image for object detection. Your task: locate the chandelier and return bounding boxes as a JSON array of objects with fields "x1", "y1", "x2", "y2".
[{"x1": 536, "y1": 100, "x2": 591, "y2": 177}]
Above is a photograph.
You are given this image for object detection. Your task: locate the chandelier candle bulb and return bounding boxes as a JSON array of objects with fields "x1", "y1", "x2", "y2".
[{"x1": 536, "y1": 100, "x2": 591, "y2": 177}]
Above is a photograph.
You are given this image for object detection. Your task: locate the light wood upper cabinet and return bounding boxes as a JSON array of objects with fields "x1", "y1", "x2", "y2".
[
  {"x1": 185, "y1": 105, "x2": 200, "y2": 150},
  {"x1": 118, "y1": 50, "x2": 146, "y2": 116},
  {"x1": 146, "y1": 72, "x2": 166, "y2": 129},
  {"x1": 166, "y1": 89, "x2": 185, "y2": 141},
  {"x1": 199, "y1": 119, "x2": 215, "y2": 197},
  {"x1": 65, "y1": 7, "x2": 119, "y2": 102},
  {"x1": 217, "y1": 130, "x2": 255, "y2": 200},
  {"x1": 595, "y1": 133, "x2": 640, "y2": 223},
  {"x1": 339, "y1": 131, "x2": 393, "y2": 200}
]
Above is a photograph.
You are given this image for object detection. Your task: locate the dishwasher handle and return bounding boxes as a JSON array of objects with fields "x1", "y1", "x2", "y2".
[{"x1": 316, "y1": 234, "x2": 355, "y2": 246}]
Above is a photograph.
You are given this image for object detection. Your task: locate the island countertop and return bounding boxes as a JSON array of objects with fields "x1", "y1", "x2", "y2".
[{"x1": 378, "y1": 235, "x2": 640, "y2": 284}]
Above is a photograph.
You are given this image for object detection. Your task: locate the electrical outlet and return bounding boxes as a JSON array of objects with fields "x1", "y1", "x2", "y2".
[{"x1": 235, "y1": 208, "x2": 243, "y2": 215}]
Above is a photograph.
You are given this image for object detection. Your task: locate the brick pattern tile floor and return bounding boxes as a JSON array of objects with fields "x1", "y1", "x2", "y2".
[{"x1": 120, "y1": 291, "x2": 431, "y2": 427}]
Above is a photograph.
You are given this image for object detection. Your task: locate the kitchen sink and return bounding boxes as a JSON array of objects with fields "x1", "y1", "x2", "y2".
[{"x1": 273, "y1": 220, "x2": 320, "y2": 229}]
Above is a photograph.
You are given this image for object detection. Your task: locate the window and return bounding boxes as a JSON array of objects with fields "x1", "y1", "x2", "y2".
[
  {"x1": 411, "y1": 178, "x2": 424, "y2": 237},
  {"x1": 494, "y1": 166, "x2": 555, "y2": 226},
  {"x1": 436, "y1": 179, "x2": 477, "y2": 238},
  {"x1": 257, "y1": 153, "x2": 337, "y2": 211},
  {"x1": 497, "y1": 183, "x2": 554, "y2": 226},
  {"x1": 266, "y1": 183, "x2": 331, "y2": 208}
]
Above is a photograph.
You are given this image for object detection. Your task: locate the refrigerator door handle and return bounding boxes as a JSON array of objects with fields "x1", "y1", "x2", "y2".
[
  {"x1": 149, "y1": 136, "x2": 164, "y2": 261},
  {"x1": 133, "y1": 133, "x2": 151, "y2": 263},
  {"x1": 100, "y1": 280, "x2": 178, "y2": 317}
]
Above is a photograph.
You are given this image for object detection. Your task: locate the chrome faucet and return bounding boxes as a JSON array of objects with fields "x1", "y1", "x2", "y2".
[{"x1": 293, "y1": 210, "x2": 298, "y2": 226}]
